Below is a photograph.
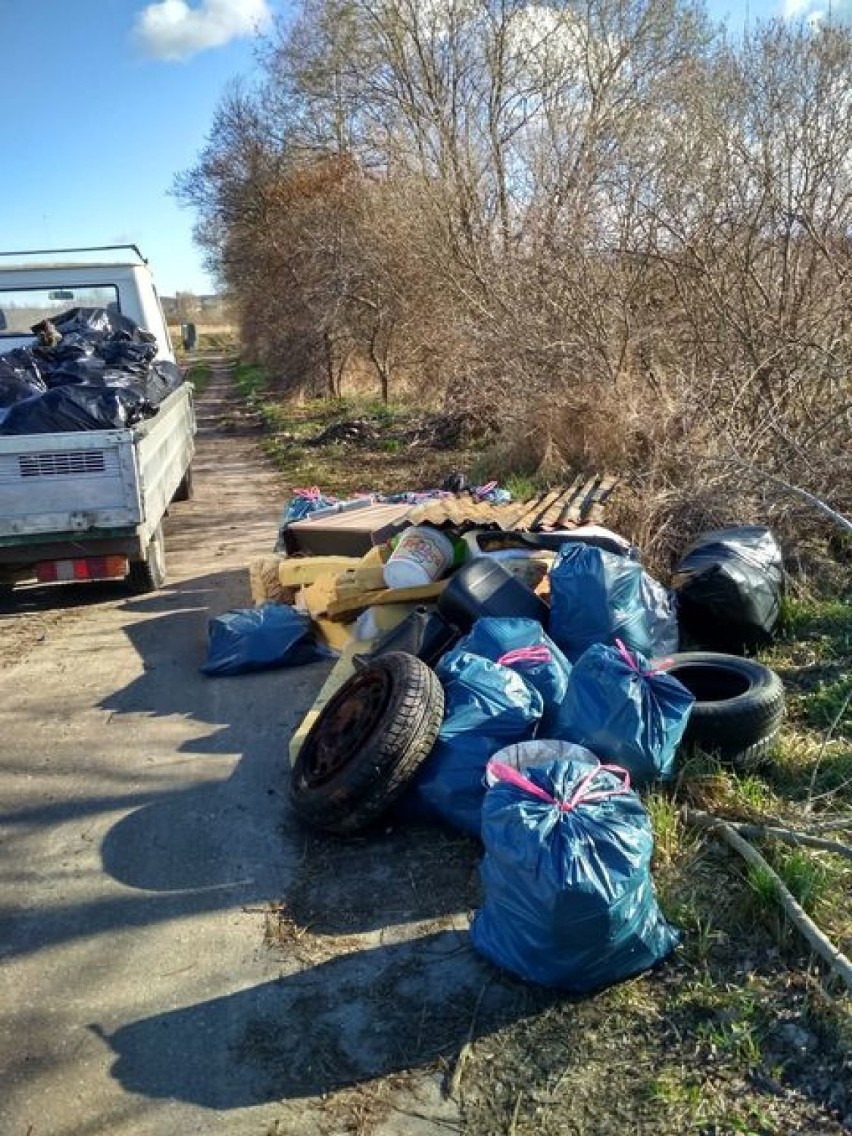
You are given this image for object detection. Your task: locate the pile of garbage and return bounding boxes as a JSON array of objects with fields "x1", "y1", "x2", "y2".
[
  {"x1": 203, "y1": 499, "x2": 787, "y2": 993},
  {"x1": 0, "y1": 307, "x2": 183, "y2": 434}
]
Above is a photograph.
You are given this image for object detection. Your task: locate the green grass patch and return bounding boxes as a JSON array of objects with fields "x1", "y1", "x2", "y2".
[
  {"x1": 233, "y1": 361, "x2": 269, "y2": 401},
  {"x1": 184, "y1": 360, "x2": 212, "y2": 394}
]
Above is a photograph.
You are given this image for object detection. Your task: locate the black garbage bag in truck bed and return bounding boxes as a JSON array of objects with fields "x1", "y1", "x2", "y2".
[
  {"x1": 0, "y1": 383, "x2": 148, "y2": 434},
  {"x1": 0, "y1": 307, "x2": 183, "y2": 431}
]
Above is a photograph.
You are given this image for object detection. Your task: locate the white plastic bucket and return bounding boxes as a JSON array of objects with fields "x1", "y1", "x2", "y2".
[{"x1": 383, "y1": 526, "x2": 456, "y2": 589}]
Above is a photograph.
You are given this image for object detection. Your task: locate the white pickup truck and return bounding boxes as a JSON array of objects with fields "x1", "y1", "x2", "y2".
[{"x1": 0, "y1": 246, "x2": 196, "y2": 593}]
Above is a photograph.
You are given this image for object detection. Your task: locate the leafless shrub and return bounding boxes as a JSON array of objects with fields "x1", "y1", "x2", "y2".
[{"x1": 177, "y1": 3, "x2": 852, "y2": 556}]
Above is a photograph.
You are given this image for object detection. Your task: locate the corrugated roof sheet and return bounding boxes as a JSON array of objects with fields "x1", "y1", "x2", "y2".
[{"x1": 284, "y1": 475, "x2": 618, "y2": 555}]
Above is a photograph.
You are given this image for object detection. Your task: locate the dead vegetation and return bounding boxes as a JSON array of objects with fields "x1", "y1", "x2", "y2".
[{"x1": 178, "y1": 0, "x2": 851, "y2": 568}]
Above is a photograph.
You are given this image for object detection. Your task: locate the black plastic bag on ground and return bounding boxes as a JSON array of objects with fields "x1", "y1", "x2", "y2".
[{"x1": 672, "y1": 526, "x2": 784, "y2": 652}]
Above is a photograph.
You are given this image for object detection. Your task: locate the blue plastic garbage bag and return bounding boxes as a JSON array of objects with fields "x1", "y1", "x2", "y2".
[
  {"x1": 454, "y1": 617, "x2": 572, "y2": 736},
  {"x1": 557, "y1": 642, "x2": 694, "y2": 785},
  {"x1": 201, "y1": 603, "x2": 333, "y2": 676},
  {"x1": 470, "y1": 745, "x2": 680, "y2": 991},
  {"x1": 412, "y1": 649, "x2": 543, "y2": 834},
  {"x1": 549, "y1": 543, "x2": 674, "y2": 661}
]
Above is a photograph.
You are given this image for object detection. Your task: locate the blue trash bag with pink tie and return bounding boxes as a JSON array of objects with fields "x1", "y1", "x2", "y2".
[
  {"x1": 557, "y1": 640, "x2": 694, "y2": 786},
  {"x1": 470, "y1": 745, "x2": 680, "y2": 991}
]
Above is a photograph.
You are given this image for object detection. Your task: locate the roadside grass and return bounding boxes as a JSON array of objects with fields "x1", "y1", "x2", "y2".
[
  {"x1": 235, "y1": 373, "x2": 852, "y2": 1134},
  {"x1": 232, "y1": 362, "x2": 492, "y2": 496},
  {"x1": 183, "y1": 359, "x2": 212, "y2": 395}
]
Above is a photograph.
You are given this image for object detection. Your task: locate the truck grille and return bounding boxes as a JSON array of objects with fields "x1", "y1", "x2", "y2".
[{"x1": 19, "y1": 451, "x2": 108, "y2": 478}]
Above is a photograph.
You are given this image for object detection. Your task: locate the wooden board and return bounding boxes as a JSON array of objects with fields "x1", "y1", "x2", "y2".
[
  {"x1": 288, "y1": 639, "x2": 374, "y2": 765},
  {"x1": 277, "y1": 556, "x2": 362, "y2": 587},
  {"x1": 288, "y1": 602, "x2": 420, "y2": 763},
  {"x1": 313, "y1": 616, "x2": 355, "y2": 653},
  {"x1": 326, "y1": 579, "x2": 447, "y2": 621},
  {"x1": 334, "y1": 564, "x2": 388, "y2": 596},
  {"x1": 297, "y1": 574, "x2": 341, "y2": 619}
]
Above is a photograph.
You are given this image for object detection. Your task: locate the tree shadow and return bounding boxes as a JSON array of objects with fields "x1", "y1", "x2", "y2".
[
  {"x1": 92, "y1": 930, "x2": 554, "y2": 1109},
  {"x1": 284, "y1": 822, "x2": 483, "y2": 935},
  {"x1": 0, "y1": 567, "x2": 332, "y2": 958}
]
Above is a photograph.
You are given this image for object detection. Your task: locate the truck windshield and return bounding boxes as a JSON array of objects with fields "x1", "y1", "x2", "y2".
[{"x1": 0, "y1": 285, "x2": 120, "y2": 336}]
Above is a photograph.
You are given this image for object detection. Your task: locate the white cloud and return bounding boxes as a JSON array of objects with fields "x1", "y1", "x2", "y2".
[
  {"x1": 783, "y1": 0, "x2": 852, "y2": 21},
  {"x1": 134, "y1": 0, "x2": 273, "y2": 62}
]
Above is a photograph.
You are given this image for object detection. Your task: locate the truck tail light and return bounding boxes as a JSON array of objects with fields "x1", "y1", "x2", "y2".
[{"x1": 36, "y1": 556, "x2": 129, "y2": 583}]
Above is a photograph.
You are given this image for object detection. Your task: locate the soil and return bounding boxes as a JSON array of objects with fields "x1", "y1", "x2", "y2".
[{"x1": 1, "y1": 361, "x2": 849, "y2": 1136}]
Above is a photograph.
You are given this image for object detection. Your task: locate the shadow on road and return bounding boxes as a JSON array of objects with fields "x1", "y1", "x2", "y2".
[
  {"x1": 0, "y1": 566, "x2": 331, "y2": 958},
  {"x1": 93, "y1": 930, "x2": 551, "y2": 1108}
]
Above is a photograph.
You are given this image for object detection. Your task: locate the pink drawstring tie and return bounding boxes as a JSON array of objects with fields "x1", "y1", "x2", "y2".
[
  {"x1": 497, "y1": 646, "x2": 553, "y2": 668},
  {"x1": 614, "y1": 638, "x2": 672, "y2": 674},
  {"x1": 488, "y1": 759, "x2": 631, "y2": 812}
]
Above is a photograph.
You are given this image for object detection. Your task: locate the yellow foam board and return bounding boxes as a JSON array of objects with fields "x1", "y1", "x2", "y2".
[{"x1": 278, "y1": 556, "x2": 361, "y2": 588}]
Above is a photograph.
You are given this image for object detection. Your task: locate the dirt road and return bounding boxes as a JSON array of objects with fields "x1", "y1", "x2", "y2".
[{"x1": 0, "y1": 364, "x2": 485, "y2": 1135}]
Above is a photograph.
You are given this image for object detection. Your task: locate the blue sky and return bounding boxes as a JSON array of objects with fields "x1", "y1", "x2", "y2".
[{"x1": 0, "y1": 0, "x2": 842, "y2": 296}]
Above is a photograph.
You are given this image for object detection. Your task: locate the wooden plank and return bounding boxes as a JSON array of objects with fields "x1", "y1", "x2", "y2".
[
  {"x1": 559, "y1": 476, "x2": 599, "y2": 526},
  {"x1": 334, "y1": 564, "x2": 388, "y2": 596},
  {"x1": 278, "y1": 556, "x2": 361, "y2": 587},
  {"x1": 313, "y1": 616, "x2": 356, "y2": 653},
  {"x1": 544, "y1": 475, "x2": 585, "y2": 528},
  {"x1": 536, "y1": 486, "x2": 578, "y2": 530},
  {"x1": 326, "y1": 579, "x2": 447, "y2": 621},
  {"x1": 505, "y1": 492, "x2": 547, "y2": 530},
  {"x1": 289, "y1": 602, "x2": 427, "y2": 763},
  {"x1": 288, "y1": 639, "x2": 373, "y2": 765},
  {"x1": 583, "y1": 476, "x2": 618, "y2": 525},
  {"x1": 297, "y1": 574, "x2": 340, "y2": 619},
  {"x1": 518, "y1": 488, "x2": 563, "y2": 530}
]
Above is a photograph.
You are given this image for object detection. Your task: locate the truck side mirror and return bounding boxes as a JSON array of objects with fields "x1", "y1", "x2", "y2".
[{"x1": 181, "y1": 322, "x2": 197, "y2": 351}]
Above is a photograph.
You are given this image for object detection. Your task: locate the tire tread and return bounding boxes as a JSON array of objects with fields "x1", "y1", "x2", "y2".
[{"x1": 291, "y1": 652, "x2": 444, "y2": 833}]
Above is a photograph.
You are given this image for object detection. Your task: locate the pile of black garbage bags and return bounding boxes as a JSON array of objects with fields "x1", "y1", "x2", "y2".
[{"x1": 0, "y1": 307, "x2": 182, "y2": 434}]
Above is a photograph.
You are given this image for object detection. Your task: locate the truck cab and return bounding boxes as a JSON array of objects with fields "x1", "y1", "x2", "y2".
[{"x1": 0, "y1": 245, "x2": 176, "y2": 361}]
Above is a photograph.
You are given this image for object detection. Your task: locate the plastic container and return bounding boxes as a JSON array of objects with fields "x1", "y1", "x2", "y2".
[
  {"x1": 438, "y1": 557, "x2": 550, "y2": 631},
  {"x1": 367, "y1": 607, "x2": 461, "y2": 666},
  {"x1": 383, "y1": 525, "x2": 456, "y2": 589}
]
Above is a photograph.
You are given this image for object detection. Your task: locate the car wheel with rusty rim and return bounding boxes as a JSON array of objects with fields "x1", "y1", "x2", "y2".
[{"x1": 290, "y1": 651, "x2": 445, "y2": 834}]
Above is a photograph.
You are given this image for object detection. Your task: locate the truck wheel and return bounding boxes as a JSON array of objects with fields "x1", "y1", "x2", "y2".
[
  {"x1": 173, "y1": 465, "x2": 193, "y2": 502},
  {"x1": 291, "y1": 652, "x2": 445, "y2": 834},
  {"x1": 127, "y1": 523, "x2": 167, "y2": 593},
  {"x1": 666, "y1": 652, "x2": 785, "y2": 770}
]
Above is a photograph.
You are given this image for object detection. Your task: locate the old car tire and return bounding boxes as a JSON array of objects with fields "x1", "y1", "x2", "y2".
[
  {"x1": 291, "y1": 652, "x2": 445, "y2": 834},
  {"x1": 127, "y1": 523, "x2": 167, "y2": 594},
  {"x1": 665, "y1": 651, "x2": 785, "y2": 769}
]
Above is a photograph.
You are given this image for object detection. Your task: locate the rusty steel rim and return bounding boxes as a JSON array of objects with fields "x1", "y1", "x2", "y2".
[{"x1": 301, "y1": 667, "x2": 393, "y2": 788}]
